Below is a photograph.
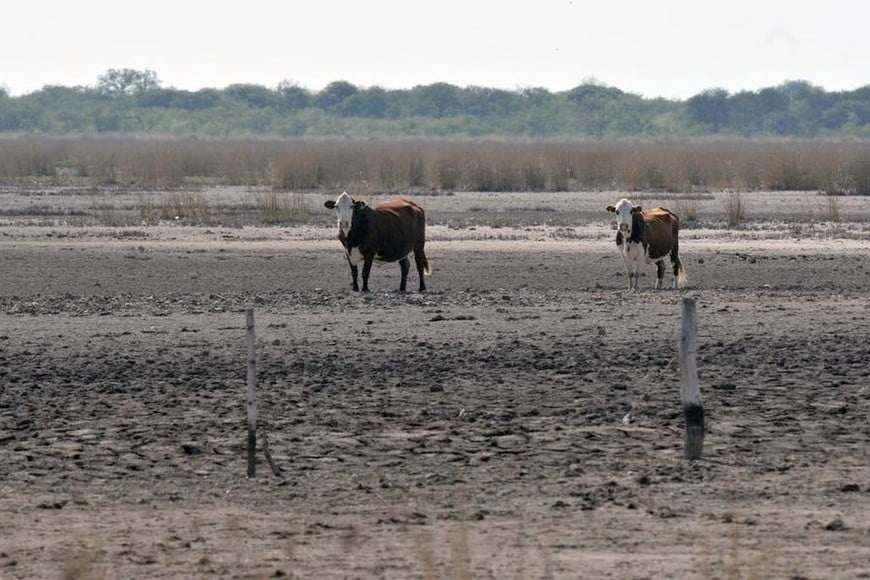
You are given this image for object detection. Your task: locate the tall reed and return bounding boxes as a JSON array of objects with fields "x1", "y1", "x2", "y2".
[{"x1": 1, "y1": 136, "x2": 868, "y2": 194}]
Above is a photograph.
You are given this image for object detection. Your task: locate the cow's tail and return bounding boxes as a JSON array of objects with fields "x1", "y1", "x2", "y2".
[
  {"x1": 672, "y1": 217, "x2": 688, "y2": 288},
  {"x1": 675, "y1": 258, "x2": 688, "y2": 288},
  {"x1": 417, "y1": 209, "x2": 431, "y2": 277}
]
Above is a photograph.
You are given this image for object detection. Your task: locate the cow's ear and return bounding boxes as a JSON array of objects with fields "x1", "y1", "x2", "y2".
[
  {"x1": 606, "y1": 205, "x2": 616, "y2": 213},
  {"x1": 324, "y1": 200, "x2": 336, "y2": 209},
  {"x1": 632, "y1": 206, "x2": 643, "y2": 214},
  {"x1": 354, "y1": 200, "x2": 367, "y2": 208}
]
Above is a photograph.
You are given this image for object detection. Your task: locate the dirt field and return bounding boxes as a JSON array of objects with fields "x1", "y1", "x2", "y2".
[{"x1": 1, "y1": 187, "x2": 868, "y2": 579}]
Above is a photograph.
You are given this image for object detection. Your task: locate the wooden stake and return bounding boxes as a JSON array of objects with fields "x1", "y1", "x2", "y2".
[
  {"x1": 679, "y1": 298, "x2": 704, "y2": 460},
  {"x1": 246, "y1": 308, "x2": 258, "y2": 477}
]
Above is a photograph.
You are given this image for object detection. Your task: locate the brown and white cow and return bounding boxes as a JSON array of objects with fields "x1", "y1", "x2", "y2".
[
  {"x1": 606, "y1": 198, "x2": 687, "y2": 290},
  {"x1": 324, "y1": 192, "x2": 431, "y2": 292}
]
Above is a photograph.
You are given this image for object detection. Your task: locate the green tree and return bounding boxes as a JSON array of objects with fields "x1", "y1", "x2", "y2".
[
  {"x1": 726, "y1": 90, "x2": 764, "y2": 135},
  {"x1": 224, "y1": 84, "x2": 278, "y2": 109},
  {"x1": 407, "y1": 83, "x2": 463, "y2": 117},
  {"x1": 97, "y1": 68, "x2": 161, "y2": 97},
  {"x1": 0, "y1": 87, "x2": 22, "y2": 131},
  {"x1": 338, "y1": 86, "x2": 390, "y2": 118},
  {"x1": 756, "y1": 87, "x2": 789, "y2": 118},
  {"x1": 566, "y1": 83, "x2": 624, "y2": 109},
  {"x1": 0, "y1": 73, "x2": 867, "y2": 138},
  {"x1": 315, "y1": 81, "x2": 358, "y2": 110},
  {"x1": 173, "y1": 88, "x2": 222, "y2": 111},
  {"x1": 277, "y1": 81, "x2": 311, "y2": 110},
  {"x1": 463, "y1": 87, "x2": 522, "y2": 121},
  {"x1": 136, "y1": 88, "x2": 181, "y2": 108},
  {"x1": 519, "y1": 87, "x2": 554, "y2": 108},
  {"x1": 686, "y1": 88, "x2": 729, "y2": 132},
  {"x1": 821, "y1": 102, "x2": 853, "y2": 131}
]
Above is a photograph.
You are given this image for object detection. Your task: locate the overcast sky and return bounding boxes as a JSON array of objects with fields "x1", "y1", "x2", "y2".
[{"x1": 3, "y1": 0, "x2": 867, "y2": 99}]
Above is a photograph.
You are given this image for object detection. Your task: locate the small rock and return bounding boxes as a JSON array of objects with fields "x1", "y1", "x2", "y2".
[
  {"x1": 824, "y1": 517, "x2": 846, "y2": 531},
  {"x1": 36, "y1": 500, "x2": 67, "y2": 510},
  {"x1": 181, "y1": 443, "x2": 204, "y2": 455}
]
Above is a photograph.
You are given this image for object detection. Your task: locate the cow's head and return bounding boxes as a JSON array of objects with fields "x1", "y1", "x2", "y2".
[
  {"x1": 606, "y1": 198, "x2": 642, "y2": 236},
  {"x1": 324, "y1": 192, "x2": 365, "y2": 237}
]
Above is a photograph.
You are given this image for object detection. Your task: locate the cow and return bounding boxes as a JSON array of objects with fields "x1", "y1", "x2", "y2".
[
  {"x1": 606, "y1": 197, "x2": 687, "y2": 290},
  {"x1": 324, "y1": 192, "x2": 431, "y2": 292}
]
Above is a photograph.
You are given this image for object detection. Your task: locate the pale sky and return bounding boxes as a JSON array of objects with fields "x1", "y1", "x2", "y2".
[{"x1": 3, "y1": 0, "x2": 867, "y2": 99}]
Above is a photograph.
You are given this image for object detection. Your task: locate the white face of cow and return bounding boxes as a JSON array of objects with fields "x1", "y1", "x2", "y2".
[
  {"x1": 607, "y1": 198, "x2": 640, "y2": 237},
  {"x1": 324, "y1": 191, "x2": 355, "y2": 237}
]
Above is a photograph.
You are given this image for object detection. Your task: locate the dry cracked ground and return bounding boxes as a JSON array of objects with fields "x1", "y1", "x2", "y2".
[{"x1": 0, "y1": 188, "x2": 868, "y2": 579}]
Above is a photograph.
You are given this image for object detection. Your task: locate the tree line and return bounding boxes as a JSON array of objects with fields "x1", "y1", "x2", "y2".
[{"x1": 1, "y1": 68, "x2": 868, "y2": 138}]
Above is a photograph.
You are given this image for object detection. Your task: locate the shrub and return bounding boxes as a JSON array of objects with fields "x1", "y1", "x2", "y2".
[{"x1": 722, "y1": 191, "x2": 745, "y2": 227}]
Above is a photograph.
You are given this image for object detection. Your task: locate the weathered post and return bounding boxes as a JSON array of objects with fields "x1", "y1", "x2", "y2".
[
  {"x1": 679, "y1": 298, "x2": 704, "y2": 460},
  {"x1": 246, "y1": 308, "x2": 258, "y2": 477}
]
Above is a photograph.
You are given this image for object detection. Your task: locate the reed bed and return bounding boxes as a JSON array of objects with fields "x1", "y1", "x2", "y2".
[{"x1": 0, "y1": 136, "x2": 868, "y2": 195}]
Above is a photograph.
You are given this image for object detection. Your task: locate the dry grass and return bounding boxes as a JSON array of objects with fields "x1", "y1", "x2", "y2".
[
  {"x1": 158, "y1": 191, "x2": 208, "y2": 222},
  {"x1": 674, "y1": 196, "x2": 701, "y2": 222},
  {"x1": 822, "y1": 195, "x2": 841, "y2": 222},
  {"x1": 722, "y1": 191, "x2": 746, "y2": 227},
  {"x1": 1, "y1": 136, "x2": 869, "y2": 195},
  {"x1": 132, "y1": 191, "x2": 211, "y2": 224},
  {"x1": 254, "y1": 190, "x2": 311, "y2": 224}
]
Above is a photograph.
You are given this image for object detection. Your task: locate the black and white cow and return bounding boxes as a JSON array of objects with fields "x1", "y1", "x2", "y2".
[
  {"x1": 606, "y1": 197, "x2": 687, "y2": 290},
  {"x1": 324, "y1": 192, "x2": 431, "y2": 292}
]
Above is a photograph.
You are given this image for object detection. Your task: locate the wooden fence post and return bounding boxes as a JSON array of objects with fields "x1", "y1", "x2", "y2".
[
  {"x1": 246, "y1": 308, "x2": 258, "y2": 477},
  {"x1": 679, "y1": 298, "x2": 704, "y2": 460}
]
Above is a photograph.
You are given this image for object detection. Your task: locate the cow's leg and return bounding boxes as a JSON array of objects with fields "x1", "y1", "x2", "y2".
[
  {"x1": 350, "y1": 264, "x2": 360, "y2": 292},
  {"x1": 621, "y1": 253, "x2": 633, "y2": 290},
  {"x1": 655, "y1": 260, "x2": 665, "y2": 289},
  {"x1": 398, "y1": 257, "x2": 410, "y2": 292},
  {"x1": 631, "y1": 258, "x2": 639, "y2": 290},
  {"x1": 626, "y1": 244, "x2": 641, "y2": 291},
  {"x1": 413, "y1": 248, "x2": 428, "y2": 292},
  {"x1": 361, "y1": 257, "x2": 374, "y2": 292}
]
